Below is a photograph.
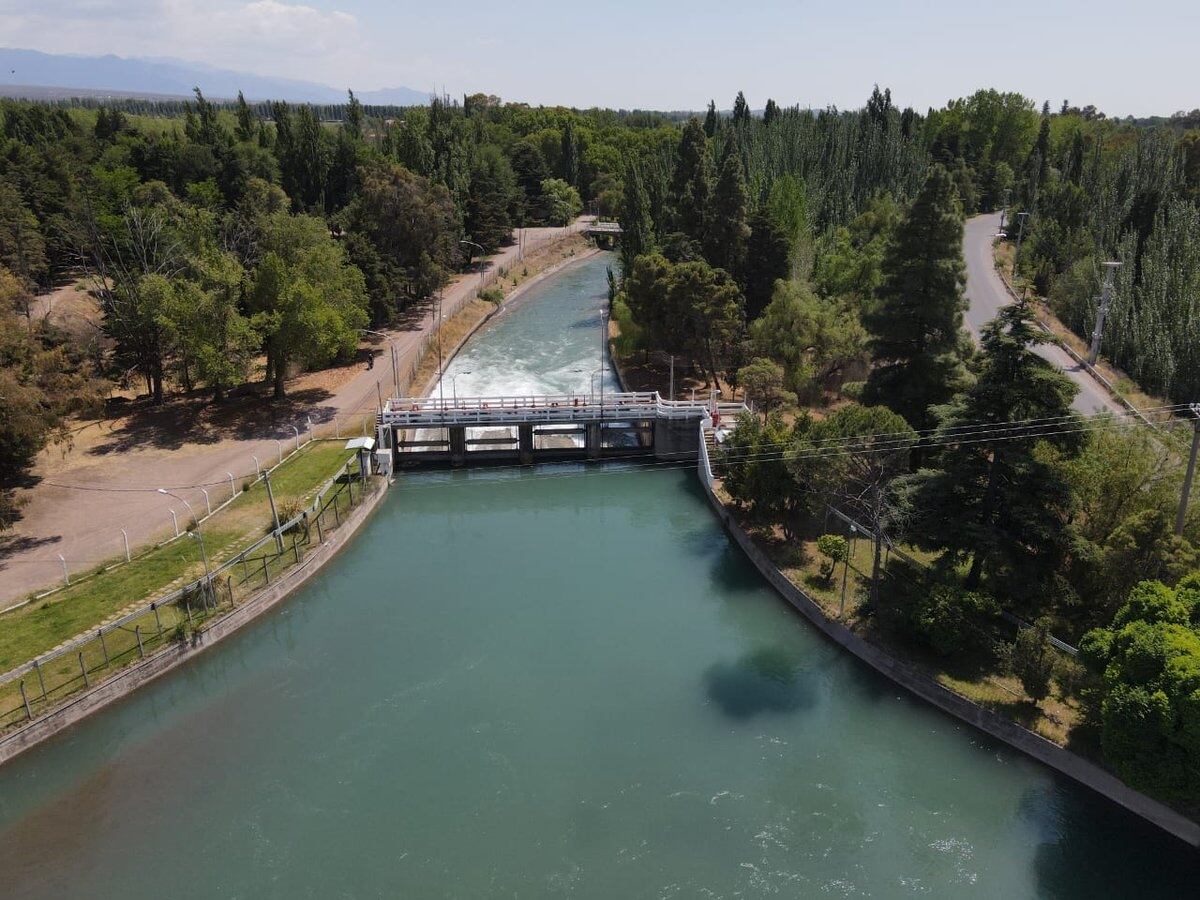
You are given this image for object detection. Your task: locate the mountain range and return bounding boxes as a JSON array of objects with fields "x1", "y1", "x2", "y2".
[{"x1": 0, "y1": 48, "x2": 429, "y2": 105}]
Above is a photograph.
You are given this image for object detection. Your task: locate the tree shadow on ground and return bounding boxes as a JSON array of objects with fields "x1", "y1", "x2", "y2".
[
  {"x1": 89, "y1": 385, "x2": 336, "y2": 454},
  {"x1": 0, "y1": 532, "x2": 62, "y2": 566}
]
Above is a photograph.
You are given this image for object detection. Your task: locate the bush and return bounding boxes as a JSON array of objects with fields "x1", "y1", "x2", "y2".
[
  {"x1": 841, "y1": 380, "x2": 865, "y2": 401},
  {"x1": 913, "y1": 584, "x2": 999, "y2": 657},
  {"x1": 816, "y1": 534, "x2": 848, "y2": 583},
  {"x1": 1081, "y1": 575, "x2": 1200, "y2": 801},
  {"x1": 1006, "y1": 618, "x2": 1055, "y2": 701},
  {"x1": 478, "y1": 286, "x2": 504, "y2": 304}
]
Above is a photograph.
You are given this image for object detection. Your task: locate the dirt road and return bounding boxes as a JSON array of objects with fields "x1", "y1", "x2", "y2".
[{"x1": 0, "y1": 222, "x2": 585, "y2": 603}]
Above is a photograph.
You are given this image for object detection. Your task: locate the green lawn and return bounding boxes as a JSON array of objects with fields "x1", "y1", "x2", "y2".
[{"x1": 0, "y1": 441, "x2": 352, "y2": 675}]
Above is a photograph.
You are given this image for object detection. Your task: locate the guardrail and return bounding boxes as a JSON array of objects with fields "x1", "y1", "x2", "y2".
[{"x1": 382, "y1": 391, "x2": 743, "y2": 428}]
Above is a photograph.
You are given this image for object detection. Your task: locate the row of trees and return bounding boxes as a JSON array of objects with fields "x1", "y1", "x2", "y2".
[
  {"x1": 995, "y1": 103, "x2": 1200, "y2": 402},
  {"x1": 706, "y1": 154, "x2": 1198, "y2": 801}
]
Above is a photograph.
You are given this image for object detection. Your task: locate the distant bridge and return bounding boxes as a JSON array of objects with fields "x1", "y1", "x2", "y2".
[
  {"x1": 376, "y1": 391, "x2": 743, "y2": 468},
  {"x1": 583, "y1": 221, "x2": 623, "y2": 238}
]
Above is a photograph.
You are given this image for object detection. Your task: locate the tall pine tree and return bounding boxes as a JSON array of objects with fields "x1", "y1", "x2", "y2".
[
  {"x1": 899, "y1": 302, "x2": 1081, "y2": 601},
  {"x1": 862, "y1": 164, "x2": 969, "y2": 432}
]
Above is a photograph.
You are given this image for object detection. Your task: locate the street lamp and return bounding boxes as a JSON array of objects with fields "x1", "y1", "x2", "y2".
[
  {"x1": 158, "y1": 488, "x2": 211, "y2": 586},
  {"x1": 450, "y1": 371, "x2": 473, "y2": 403},
  {"x1": 839, "y1": 524, "x2": 857, "y2": 617},
  {"x1": 460, "y1": 240, "x2": 487, "y2": 293},
  {"x1": 1013, "y1": 211, "x2": 1031, "y2": 281}
]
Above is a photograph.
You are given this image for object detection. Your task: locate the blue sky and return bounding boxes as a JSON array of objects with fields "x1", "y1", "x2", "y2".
[{"x1": 0, "y1": 0, "x2": 1196, "y2": 114}]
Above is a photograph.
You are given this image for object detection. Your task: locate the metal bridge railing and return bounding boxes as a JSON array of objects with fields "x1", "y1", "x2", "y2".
[{"x1": 381, "y1": 391, "x2": 744, "y2": 428}]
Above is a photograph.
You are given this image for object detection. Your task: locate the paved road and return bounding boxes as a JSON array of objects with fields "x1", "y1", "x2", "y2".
[
  {"x1": 963, "y1": 212, "x2": 1122, "y2": 416},
  {"x1": 0, "y1": 222, "x2": 586, "y2": 604}
]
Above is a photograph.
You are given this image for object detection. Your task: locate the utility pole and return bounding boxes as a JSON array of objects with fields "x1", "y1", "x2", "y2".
[
  {"x1": 1177, "y1": 404, "x2": 1200, "y2": 537},
  {"x1": 669, "y1": 355, "x2": 675, "y2": 401},
  {"x1": 263, "y1": 470, "x2": 283, "y2": 552},
  {"x1": 1012, "y1": 211, "x2": 1030, "y2": 282},
  {"x1": 436, "y1": 290, "x2": 445, "y2": 406},
  {"x1": 1087, "y1": 261, "x2": 1122, "y2": 365}
]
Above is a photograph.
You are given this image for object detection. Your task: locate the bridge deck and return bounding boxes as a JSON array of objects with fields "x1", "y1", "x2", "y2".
[{"x1": 380, "y1": 391, "x2": 741, "y2": 429}]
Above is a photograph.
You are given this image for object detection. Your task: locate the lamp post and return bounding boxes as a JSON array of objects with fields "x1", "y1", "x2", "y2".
[
  {"x1": 1012, "y1": 211, "x2": 1030, "y2": 282},
  {"x1": 839, "y1": 524, "x2": 857, "y2": 617},
  {"x1": 450, "y1": 371, "x2": 472, "y2": 404},
  {"x1": 460, "y1": 240, "x2": 487, "y2": 294},
  {"x1": 1087, "y1": 261, "x2": 1123, "y2": 365},
  {"x1": 361, "y1": 328, "x2": 399, "y2": 391},
  {"x1": 158, "y1": 488, "x2": 210, "y2": 585}
]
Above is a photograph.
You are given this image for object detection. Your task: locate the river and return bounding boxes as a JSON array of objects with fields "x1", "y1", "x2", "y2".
[{"x1": 0, "y1": 251, "x2": 1195, "y2": 897}]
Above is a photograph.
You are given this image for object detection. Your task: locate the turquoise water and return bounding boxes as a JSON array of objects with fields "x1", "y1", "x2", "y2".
[{"x1": 0, "y1": 253, "x2": 1195, "y2": 897}]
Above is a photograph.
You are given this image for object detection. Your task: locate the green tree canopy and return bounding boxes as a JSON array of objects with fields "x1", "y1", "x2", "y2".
[{"x1": 862, "y1": 164, "x2": 970, "y2": 432}]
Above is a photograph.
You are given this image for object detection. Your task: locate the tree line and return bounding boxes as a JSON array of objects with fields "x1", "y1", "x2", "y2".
[
  {"x1": 608, "y1": 87, "x2": 1199, "y2": 805},
  {"x1": 0, "y1": 89, "x2": 673, "y2": 527}
]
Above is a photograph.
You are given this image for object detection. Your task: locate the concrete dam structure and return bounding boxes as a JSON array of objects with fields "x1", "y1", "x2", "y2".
[{"x1": 377, "y1": 391, "x2": 745, "y2": 468}]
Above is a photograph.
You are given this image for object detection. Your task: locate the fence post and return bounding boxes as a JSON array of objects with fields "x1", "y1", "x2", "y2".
[
  {"x1": 98, "y1": 628, "x2": 109, "y2": 665},
  {"x1": 78, "y1": 652, "x2": 89, "y2": 688},
  {"x1": 292, "y1": 530, "x2": 300, "y2": 564},
  {"x1": 262, "y1": 556, "x2": 270, "y2": 585},
  {"x1": 34, "y1": 659, "x2": 46, "y2": 700},
  {"x1": 20, "y1": 680, "x2": 31, "y2": 720},
  {"x1": 315, "y1": 510, "x2": 324, "y2": 543},
  {"x1": 152, "y1": 602, "x2": 163, "y2": 637},
  {"x1": 187, "y1": 604, "x2": 194, "y2": 627},
  {"x1": 333, "y1": 497, "x2": 341, "y2": 526},
  {"x1": 135, "y1": 626, "x2": 144, "y2": 660},
  {"x1": 227, "y1": 576, "x2": 235, "y2": 607}
]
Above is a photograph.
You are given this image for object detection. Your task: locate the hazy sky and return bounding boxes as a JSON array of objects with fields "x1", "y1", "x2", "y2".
[{"x1": 1, "y1": 0, "x2": 1197, "y2": 115}]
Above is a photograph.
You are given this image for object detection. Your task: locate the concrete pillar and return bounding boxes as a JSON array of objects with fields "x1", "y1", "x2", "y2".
[
  {"x1": 449, "y1": 426, "x2": 467, "y2": 467},
  {"x1": 519, "y1": 423, "x2": 534, "y2": 465},
  {"x1": 586, "y1": 423, "x2": 602, "y2": 460},
  {"x1": 654, "y1": 417, "x2": 700, "y2": 461}
]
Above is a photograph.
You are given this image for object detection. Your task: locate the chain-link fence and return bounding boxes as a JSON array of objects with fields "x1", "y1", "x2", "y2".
[{"x1": 0, "y1": 460, "x2": 382, "y2": 733}]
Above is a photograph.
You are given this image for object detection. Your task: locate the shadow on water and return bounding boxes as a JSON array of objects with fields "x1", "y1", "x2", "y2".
[
  {"x1": 1023, "y1": 779, "x2": 1200, "y2": 897},
  {"x1": 704, "y1": 645, "x2": 818, "y2": 720}
]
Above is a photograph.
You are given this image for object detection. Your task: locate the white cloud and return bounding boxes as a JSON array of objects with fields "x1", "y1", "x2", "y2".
[{"x1": 0, "y1": 0, "x2": 375, "y2": 85}]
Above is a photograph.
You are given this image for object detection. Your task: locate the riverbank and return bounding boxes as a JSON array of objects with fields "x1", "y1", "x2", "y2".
[
  {"x1": 0, "y1": 230, "x2": 598, "y2": 766},
  {"x1": 695, "y1": 455, "x2": 1200, "y2": 847},
  {"x1": 608, "y1": 329, "x2": 1200, "y2": 848}
]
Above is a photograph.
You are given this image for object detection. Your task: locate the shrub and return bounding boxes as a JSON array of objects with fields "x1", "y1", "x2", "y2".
[
  {"x1": 1006, "y1": 618, "x2": 1055, "y2": 701},
  {"x1": 841, "y1": 380, "x2": 865, "y2": 401},
  {"x1": 479, "y1": 286, "x2": 504, "y2": 304},
  {"x1": 914, "y1": 584, "x2": 999, "y2": 657},
  {"x1": 816, "y1": 534, "x2": 848, "y2": 583}
]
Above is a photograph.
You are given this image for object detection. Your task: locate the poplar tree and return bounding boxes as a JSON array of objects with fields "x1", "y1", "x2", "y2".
[
  {"x1": 705, "y1": 140, "x2": 750, "y2": 275},
  {"x1": 862, "y1": 164, "x2": 969, "y2": 432},
  {"x1": 235, "y1": 91, "x2": 255, "y2": 142},
  {"x1": 670, "y1": 118, "x2": 711, "y2": 242},
  {"x1": 763, "y1": 99, "x2": 780, "y2": 126},
  {"x1": 560, "y1": 119, "x2": 580, "y2": 190},
  {"x1": 704, "y1": 100, "x2": 718, "y2": 138},
  {"x1": 619, "y1": 159, "x2": 654, "y2": 276},
  {"x1": 732, "y1": 91, "x2": 751, "y2": 127}
]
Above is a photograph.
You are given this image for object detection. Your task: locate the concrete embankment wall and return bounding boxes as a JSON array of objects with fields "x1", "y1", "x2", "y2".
[
  {"x1": 691, "y1": 442, "x2": 1200, "y2": 848},
  {"x1": 0, "y1": 475, "x2": 386, "y2": 767}
]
